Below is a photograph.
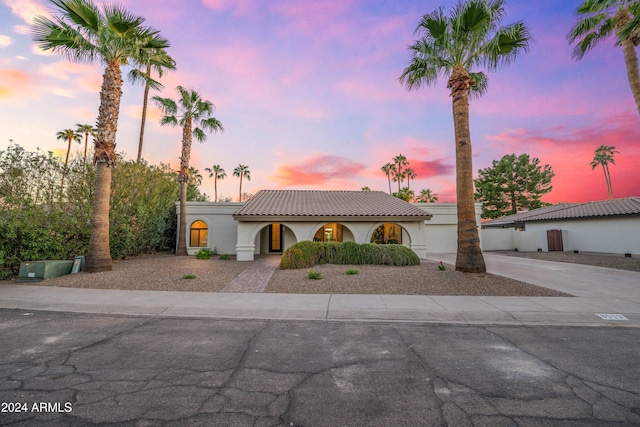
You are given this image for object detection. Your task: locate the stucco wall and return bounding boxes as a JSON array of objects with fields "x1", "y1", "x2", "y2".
[
  {"x1": 482, "y1": 216, "x2": 640, "y2": 255},
  {"x1": 414, "y1": 203, "x2": 483, "y2": 253},
  {"x1": 176, "y1": 202, "x2": 243, "y2": 255}
]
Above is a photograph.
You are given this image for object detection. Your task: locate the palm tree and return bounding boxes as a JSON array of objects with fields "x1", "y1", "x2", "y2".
[
  {"x1": 152, "y1": 86, "x2": 223, "y2": 255},
  {"x1": 75, "y1": 123, "x2": 96, "y2": 167},
  {"x1": 204, "y1": 164, "x2": 226, "y2": 202},
  {"x1": 393, "y1": 154, "x2": 408, "y2": 191},
  {"x1": 381, "y1": 163, "x2": 395, "y2": 194},
  {"x1": 417, "y1": 188, "x2": 439, "y2": 203},
  {"x1": 399, "y1": 0, "x2": 530, "y2": 273},
  {"x1": 33, "y1": 0, "x2": 172, "y2": 272},
  {"x1": 233, "y1": 164, "x2": 251, "y2": 201},
  {"x1": 56, "y1": 128, "x2": 81, "y2": 187},
  {"x1": 568, "y1": 0, "x2": 640, "y2": 116},
  {"x1": 590, "y1": 144, "x2": 620, "y2": 199},
  {"x1": 405, "y1": 167, "x2": 417, "y2": 189},
  {"x1": 129, "y1": 47, "x2": 176, "y2": 162}
]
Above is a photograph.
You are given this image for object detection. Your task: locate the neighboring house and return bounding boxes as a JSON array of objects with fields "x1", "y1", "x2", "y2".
[
  {"x1": 177, "y1": 189, "x2": 483, "y2": 259},
  {"x1": 482, "y1": 197, "x2": 640, "y2": 255}
]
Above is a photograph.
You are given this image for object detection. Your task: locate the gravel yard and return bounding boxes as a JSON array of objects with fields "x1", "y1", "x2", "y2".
[
  {"x1": 266, "y1": 261, "x2": 570, "y2": 296},
  {"x1": 39, "y1": 253, "x2": 249, "y2": 292},
  {"x1": 25, "y1": 251, "x2": 581, "y2": 297}
]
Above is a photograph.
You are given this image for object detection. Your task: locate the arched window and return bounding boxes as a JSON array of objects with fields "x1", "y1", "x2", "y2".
[{"x1": 190, "y1": 220, "x2": 208, "y2": 247}]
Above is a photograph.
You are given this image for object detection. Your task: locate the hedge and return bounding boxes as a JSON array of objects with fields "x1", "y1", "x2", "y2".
[{"x1": 279, "y1": 240, "x2": 420, "y2": 269}]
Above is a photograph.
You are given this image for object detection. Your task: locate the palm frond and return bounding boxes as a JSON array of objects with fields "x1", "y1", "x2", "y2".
[{"x1": 152, "y1": 95, "x2": 178, "y2": 116}]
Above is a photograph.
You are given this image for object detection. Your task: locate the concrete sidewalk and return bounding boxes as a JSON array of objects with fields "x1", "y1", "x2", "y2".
[{"x1": 1, "y1": 253, "x2": 639, "y2": 326}]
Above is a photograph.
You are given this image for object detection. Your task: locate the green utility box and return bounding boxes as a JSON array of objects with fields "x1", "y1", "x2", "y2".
[{"x1": 18, "y1": 260, "x2": 74, "y2": 282}]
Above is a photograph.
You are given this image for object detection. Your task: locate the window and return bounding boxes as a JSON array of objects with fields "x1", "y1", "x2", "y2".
[
  {"x1": 371, "y1": 224, "x2": 402, "y2": 244},
  {"x1": 190, "y1": 220, "x2": 208, "y2": 247},
  {"x1": 313, "y1": 223, "x2": 343, "y2": 242}
]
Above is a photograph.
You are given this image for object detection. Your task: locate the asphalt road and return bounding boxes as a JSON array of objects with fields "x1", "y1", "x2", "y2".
[{"x1": 1, "y1": 309, "x2": 639, "y2": 426}]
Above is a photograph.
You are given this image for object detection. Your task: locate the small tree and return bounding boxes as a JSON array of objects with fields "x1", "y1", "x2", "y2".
[
  {"x1": 474, "y1": 153, "x2": 554, "y2": 219},
  {"x1": 417, "y1": 188, "x2": 438, "y2": 202}
]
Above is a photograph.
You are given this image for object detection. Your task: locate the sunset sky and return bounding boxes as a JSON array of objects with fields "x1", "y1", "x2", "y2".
[{"x1": 1, "y1": 0, "x2": 638, "y2": 203}]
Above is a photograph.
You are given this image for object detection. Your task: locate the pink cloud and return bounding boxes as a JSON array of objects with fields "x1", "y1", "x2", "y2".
[
  {"x1": 487, "y1": 112, "x2": 640, "y2": 203},
  {"x1": 272, "y1": 153, "x2": 366, "y2": 187},
  {"x1": 0, "y1": 69, "x2": 31, "y2": 99}
]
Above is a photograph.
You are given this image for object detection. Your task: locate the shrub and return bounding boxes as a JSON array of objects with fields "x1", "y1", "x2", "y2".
[
  {"x1": 182, "y1": 274, "x2": 196, "y2": 279},
  {"x1": 346, "y1": 269, "x2": 359, "y2": 275},
  {"x1": 438, "y1": 261, "x2": 446, "y2": 271},
  {"x1": 280, "y1": 241, "x2": 420, "y2": 269},
  {"x1": 219, "y1": 254, "x2": 231, "y2": 260},
  {"x1": 196, "y1": 248, "x2": 213, "y2": 260},
  {"x1": 307, "y1": 270, "x2": 322, "y2": 280}
]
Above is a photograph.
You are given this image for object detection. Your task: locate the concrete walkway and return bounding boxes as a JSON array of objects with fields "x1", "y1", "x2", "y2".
[
  {"x1": 220, "y1": 255, "x2": 280, "y2": 293},
  {"x1": 1, "y1": 253, "x2": 639, "y2": 326}
]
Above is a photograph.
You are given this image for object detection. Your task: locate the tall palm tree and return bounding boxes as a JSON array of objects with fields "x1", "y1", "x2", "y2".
[
  {"x1": 33, "y1": 0, "x2": 172, "y2": 272},
  {"x1": 393, "y1": 153, "x2": 408, "y2": 191},
  {"x1": 590, "y1": 144, "x2": 619, "y2": 199},
  {"x1": 399, "y1": 0, "x2": 530, "y2": 273},
  {"x1": 381, "y1": 163, "x2": 395, "y2": 194},
  {"x1": 152, "y1": 86, "x2": 223, "y2": 255},
  {"x1": 233, "y1": 164, "x2": 251, "y2": 202},
  {"x1": 56, "y1": 128, "x2": 81, "y2": 187},
  {"x1": 417, "y1": 188, "x2": 439, "y2": 203},
  {"x1": 204, "y1": 164, "x2": 226, "y2": 202},
  {"x1": 75, "y1": 123, "x2": 96, "y2": 167},
  {"x1": 568, "y1": 0, "x2": 640, "y2": 115},
  {"x1": 405, "y1": 167, "x2": 417, "y2": 189},
  {"x1": 129, "y1": 48, "x2": 176, "y2": 162}
]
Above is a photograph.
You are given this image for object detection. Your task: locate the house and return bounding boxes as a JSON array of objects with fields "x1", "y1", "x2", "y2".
[
  {"x1": 481, "y1": 197, "x2": 640, "y2": 255},
  {"x1": 178, "y1": 189, "x2": 483, "y2": 260}
]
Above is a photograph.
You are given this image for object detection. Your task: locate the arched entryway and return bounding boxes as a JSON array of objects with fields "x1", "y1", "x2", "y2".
[{"x1": 257, "y1": 223, "x2": 297, "y2": 254}]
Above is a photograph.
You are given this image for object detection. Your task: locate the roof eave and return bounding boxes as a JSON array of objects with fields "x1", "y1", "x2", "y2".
[{"x1": 233, "y1": 214, "x2": 432, "y2": 222}]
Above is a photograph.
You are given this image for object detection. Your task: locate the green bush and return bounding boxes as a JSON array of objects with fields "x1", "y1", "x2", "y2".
[
  {"x1": 182, "y1": 273, "x2": 196, "y2": 279},
  {"x1": 307, "y1": 270, "x2": 322, "y2": 280},
  {"x1": 346, "y1": 269, "x2": 359, "y2": 275},
  {"x1": 279, "y1": 241, "x2": 420, "y2": 269},
  {"x1": 196, "y1": 248, "x2": 213, "y2": 259},
  {"x1": 0, "y1": 145, "x2": 187, "y2": 279},
  {"x1": 219, "y1": 254, "x2": 231, "y2": 260}
]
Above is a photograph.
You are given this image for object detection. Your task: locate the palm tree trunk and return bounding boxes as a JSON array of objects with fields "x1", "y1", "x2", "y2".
[
  {"x1": 239, "y1": 176, "x2": 243, "y2": 202},
  {"x1": 387, "y1": 174, "x2": 392, "y2": 194},
  {"x1": 617, "y1": 10, "x2": 640, "y2": 116},
  {"x1": 176, "y1": 119, "x2": 193, "y2": 256},
  {"x1": 85, "y1": 162, "x2": 113, "y2": 272},
  {"x1": 136, "y1": 63, "x2": 152, "y2": 162},
  {"x1": 83, "y1": 132, "x2": 89, "y2": 168},
  {"x1": 449, "y1": 65, "x2": 486, "y2": 273},
  {"x1": 61, "y1": 136, "x2": 72, "y2": 188},
  {"x1": 601, "y1": 164, "x2": 610, "y2": 199},
  {"x1": 605, "y1": 164, "x2": 614, "y2": 199},
  {"x1": 176, "y1": 181, "x2": 188, "y2": 255},
  {"x1": 214, "y1": 176, "x2": 218, "y2": 202},
  {"x1": 85, "y1": 60, "x2": 122, "y2": 273}
]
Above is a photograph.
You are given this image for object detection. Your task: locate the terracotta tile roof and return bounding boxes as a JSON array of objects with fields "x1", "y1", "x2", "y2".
[
  {"x1": 483, "y1": 197, "x2": 640, "y2": 226},
  {"x1": 234, "y1": 190, "x2": 432, "y2": 219}
]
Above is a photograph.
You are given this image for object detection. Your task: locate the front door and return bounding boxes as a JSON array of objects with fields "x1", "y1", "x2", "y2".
[
  {"x1": 547, "y1": 230, "x2": 563, "y2": 251},
  {"x1": 269, "y1": 224, "x2": 283, "y2": 253}
]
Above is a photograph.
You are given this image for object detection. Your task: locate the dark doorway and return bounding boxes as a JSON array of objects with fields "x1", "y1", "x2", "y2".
[
  {"x1": 547, "y1": 230, "x2": 563, "y2": 251},
  {"x1": 269, "y1": 224, "x2": 283, "y2": 253}
]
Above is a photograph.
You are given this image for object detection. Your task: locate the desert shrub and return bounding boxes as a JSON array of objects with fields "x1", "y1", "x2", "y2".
[
  {"x1": 346, "y1": 269, "x2": 359, "y2": 275},
  {"x1": 182, "y1": 273, "x2": 196, "y2": 279},
  {"x1": 218, "y1": 254, "x2": 231, "y2": 260},
  {"x1": 307, "y1": 270, "x2": 322, "y2": 279},
  {"x1": 196, "y1": 248, "x2": 213, "y2": 259},
  {"x1": 279, "y1": 241, "x2": 420, "y2": 269}
]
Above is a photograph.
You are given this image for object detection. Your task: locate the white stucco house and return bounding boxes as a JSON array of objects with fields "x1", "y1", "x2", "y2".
[
  {"x1": 481, "y1": 197, "x2": 640, "y2": 255},
  {"x1": 177, "y1": 190, "x2": 483, "y2": 260}
]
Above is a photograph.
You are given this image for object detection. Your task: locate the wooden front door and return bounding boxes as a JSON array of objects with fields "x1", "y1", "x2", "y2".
[
  {"x1": 269, "y1": 224, "x2": 283, "y2": 253},
  {"x1": 547, "y1": 230, "x2": 563, "y2": 251}
]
